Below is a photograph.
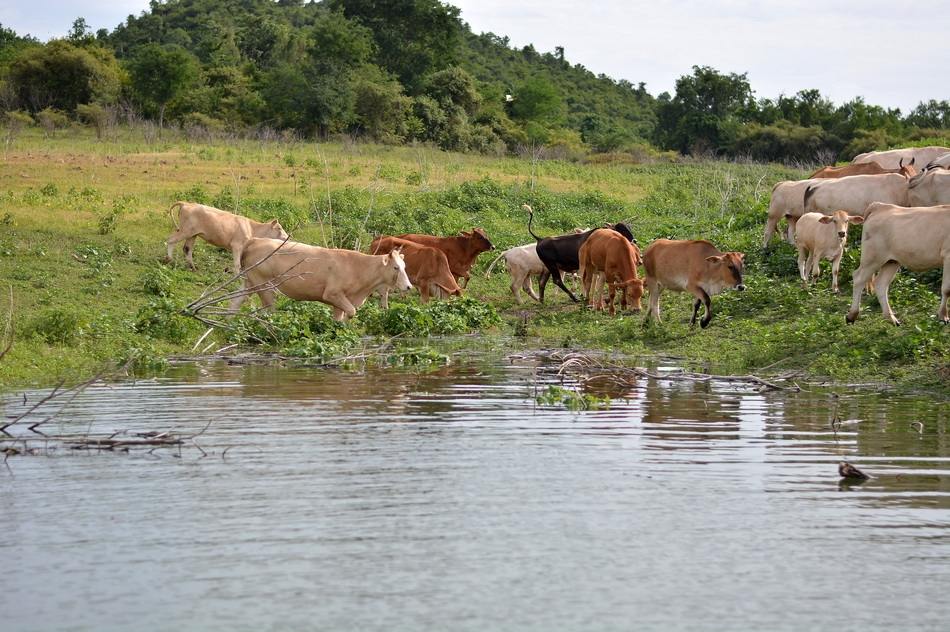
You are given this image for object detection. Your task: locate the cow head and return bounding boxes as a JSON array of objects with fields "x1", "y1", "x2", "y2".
[
  {"x1": 625, "y1": 278, "x2": 644, "y2": 312},
  {"x1": 897, "y1": 157, "x2": 918, "y2": 179},
  {"x1": 259, "y1": 219, "x2": 290, "y2": 241},
  {"x1": 705, "y1": 252, "x2": 746, "y2": 291},
  {"x1": 384, "y1": 250, "x2": 413, "y2": 293},
  {"x1": 462, "y1": 227, "x2": 494, "y2": 252},
  {"x1": 819, "y1": 210, "x2": 863, "y2": 241}
]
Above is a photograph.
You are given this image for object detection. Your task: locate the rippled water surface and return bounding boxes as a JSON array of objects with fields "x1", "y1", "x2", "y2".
[{"x1": 2, "y1": 349, "x2": 949, "y2": 631}]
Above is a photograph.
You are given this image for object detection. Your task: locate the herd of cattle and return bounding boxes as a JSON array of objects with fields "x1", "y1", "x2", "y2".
[{"x1": 164, "y1": 145, "x2": 950, "y2": 328}]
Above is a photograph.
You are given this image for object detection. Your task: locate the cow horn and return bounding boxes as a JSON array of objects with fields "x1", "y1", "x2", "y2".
[{"x1": 899, "y1": 157, "x2": 903, "y2": 168}]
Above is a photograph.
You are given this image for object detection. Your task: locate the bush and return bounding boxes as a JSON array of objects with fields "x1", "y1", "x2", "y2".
[
  {"x1": 28, "y1": 308, "x2": 83, "y2": 345},
  {"x1": 133, "y1": 298, "x2": 194, "y2": 343},
  {"x1": 141, "y1": 265, "x2": 174, "y2": 297},
  {"x1": 229, "y1": 300, "x2": 359, "y2": 359},
  {"x1": 35, "y1": 107, "x2": 69, "y2": 137}
]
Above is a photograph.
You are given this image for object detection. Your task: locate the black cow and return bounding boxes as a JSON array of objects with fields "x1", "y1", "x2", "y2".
[{"x1": 525, "y1": 206, "x2": 636, "y2": 302}]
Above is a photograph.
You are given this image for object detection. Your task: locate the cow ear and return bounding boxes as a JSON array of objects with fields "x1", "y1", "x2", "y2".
[
  {"x1": 736, "y1": 252, "x2": 745, "y2": 261},
  {"x1": 270, "y1": 219, "x2": 279, "y2": 226},
  {"x1": 818, "y1": 215, "x2": 833, "y2": 224},
  {"x1": 705, "y1": 255, "x2": 724, "y2": 263},
  {"x1": 848, "y1": 215, "x2": 864, "y2": 224}
]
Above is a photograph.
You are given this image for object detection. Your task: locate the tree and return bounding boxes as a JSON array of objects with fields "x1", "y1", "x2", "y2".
[
  {"x1": 127, "y1": 43, "x2": 199, "y2": 131},
  {"x1": 654, "y1": 65, "x2": 754, "y2": 154},
  {"x1": 7, "y1": 39, "x2": 121, "y2": 112},
  {"x1": 423, "y1": 66, "x2": 481, "y2": 116},
  {"x1": 906, "y1": 100, "x2": 950, "y2": 129},
  {"x1": 509, "y1": 77, "x2": 565, "y2": 125},
  {"x1": 327, "y1": 0, "x2": 462, "y2": 93}
]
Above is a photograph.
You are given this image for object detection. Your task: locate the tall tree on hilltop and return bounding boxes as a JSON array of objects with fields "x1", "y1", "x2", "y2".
[{"x1": 127, "y1": 43, "x2": 199, "y2": 132}]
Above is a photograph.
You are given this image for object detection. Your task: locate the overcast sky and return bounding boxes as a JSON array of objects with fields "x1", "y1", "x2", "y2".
[{"x1": 3, "y1": 0, "x2": 948, "y2": 112}]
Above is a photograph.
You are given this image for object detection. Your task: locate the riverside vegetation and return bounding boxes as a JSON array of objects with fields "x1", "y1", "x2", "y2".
[{"x1": 0, "y1": 128, "x2": 947, "y2": 390}]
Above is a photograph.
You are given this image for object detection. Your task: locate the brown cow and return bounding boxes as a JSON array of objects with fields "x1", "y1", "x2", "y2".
[
  {"x1": 370, "y1": 236, "x2": 462, "y2": 305},
  {"x1": 230, "y1": 238, "x2": 412, "y2": 321},
  {"x1": 393, "y1": 229, "x2": 494, "y2": 287},
  {"x1": 643, "y1": 239, "x2": 746, "y2": 328},
  {"x1": 165, "y1": 201, "x2": 289, "y2": 272},
  {"x1": 578, "y1": 229, "x2": 644, "y2": 315},
  {"x1": 809, "y1": 158, "x2": 917, "y2": 179}
]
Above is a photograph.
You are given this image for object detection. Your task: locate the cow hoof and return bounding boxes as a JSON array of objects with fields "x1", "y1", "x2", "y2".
[{"x1": 700, "y1": 320, "x2": 711, "y2": 329}]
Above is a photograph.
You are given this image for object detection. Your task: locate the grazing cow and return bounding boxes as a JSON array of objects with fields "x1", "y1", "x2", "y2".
[
  {"x1": 852, "y1": 146, "x2": 950, "y2": 170},
  {"x1": 393, "y1": 229, "x2": 494, "y2": 287},
  {"x1": 907, "y1": 169, "x2": 950, "y2": 206},
  {"x1": 165, "y1": 201, "x2": 289, "y2": 273},
  {"x1": 809, "y1": 158, "x2": 916, "y2": 179},
  {"x1": 763, "y1": 179, "x2": 827, "y2": 247},
  {"x1": 524, "y1": 205, "x2": 636, "y2": 302},
  {"x1": 791, "y1": 211, "x2": 863, "y2": 293},
  {"x1": 925, "y1": 152, "x2": 950, "y2": 172},
  {"x1": 643, "y1": 239, "x2": 746, "y2": 328},
  {"x1": 230, "y1": 238, "x2": 412, "y2": 321},
  {"x1": 370, "y1": 236, "x2": 462, "y2": 305},
  {"x1": 803, "y1": 173, "x2": 908, "y2": 217},
  {"x1": 578, "y1": 229, "x2": 644, "y2": 314},
  {"x1": 846, "y1": 203, "x2": 950, "y2": 325}
]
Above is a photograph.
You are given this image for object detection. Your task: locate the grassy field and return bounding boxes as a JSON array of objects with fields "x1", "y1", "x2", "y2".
[{"x1": 0, "y1": 127, "x2": 947, "y2": 390}]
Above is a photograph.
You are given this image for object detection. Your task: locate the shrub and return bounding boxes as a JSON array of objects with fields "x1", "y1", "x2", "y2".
[
  {"x1": 35, "y1": 107, "x2": 69, "y2": 137},
  {"x1": 28, "y1": 308, "x2": 83, "y2": 345},
  {"x1": 141, "y1": 265, "x2": 174, "y2": 297},
  {"x1": 229, "y1": 301, "x2": 359, "y2": 359},
  {"x1": 134, "y1": 298, "x2": 193, "y2": 343}
]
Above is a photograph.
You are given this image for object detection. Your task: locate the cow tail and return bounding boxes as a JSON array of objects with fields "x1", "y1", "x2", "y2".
[
  {"x1": 484, "y1": 251, "x2": 506, "y2": 277},
  {"x1": 525, "y1": 205, "x2": 544, "y2": 242},
  {"x1": 168, "y1": 201, "x2": 184, "y2": 229}
]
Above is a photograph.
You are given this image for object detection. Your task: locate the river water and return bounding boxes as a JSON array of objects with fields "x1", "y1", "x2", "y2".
[{"x1": 2, "y1": 348, "x2": 949, "y2": 631}]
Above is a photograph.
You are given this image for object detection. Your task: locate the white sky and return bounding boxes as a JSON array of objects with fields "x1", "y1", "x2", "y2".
[{"x1": 3, "y1": 0, "x2": 948, "y2": 113}]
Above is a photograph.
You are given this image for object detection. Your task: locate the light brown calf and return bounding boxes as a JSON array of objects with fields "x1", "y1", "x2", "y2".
[
  {"x1": 230, "y1": 238, "x2": 412, "y2": 321},
  {"x1": 643, "y1": 239, "x2": 746, "y2": 328},
  {"x1": 578, "y1": 229, "x2": 644, "y2": 315},
  {"x1": 165, "y1": 201, "x2": 288, "y2": 272},
  {"x1": 370, "y1": 236, "x2": 462, "y2": 305},
  {"x1": 791, "y1": 211, "x2": 863, "y2": 293}
]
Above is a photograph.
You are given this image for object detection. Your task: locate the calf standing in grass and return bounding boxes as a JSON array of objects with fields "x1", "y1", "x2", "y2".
[
  {"x1": 643, "y1": 239, "x2": 746, "y2": 328},
  {"x1": 791, "y1": 210, "x2": 863, "y2": 293},
  {"x1": 165, "y1": 201, "x2": 288, "y2": 272}
]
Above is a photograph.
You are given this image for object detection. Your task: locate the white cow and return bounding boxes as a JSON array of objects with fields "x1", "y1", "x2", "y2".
[
  {"x1": 846, "y1": 203, "x2": 950, "y2": 325},
  {"x1": 792, "y1": 211, "x2": 863, "y2": 293},
  {"x1": 485, "y1": 243, "x2": 545, "y2": 303},
  {"x1": 925, "y1": 151, "x2": 950, "y2": 171},
  {"x1": 853, "y1": 146, "x2": 950, "y2": 170},
  {"x1": 803, "y1": 173, "x2": 908, "y2": 216},
  {"x1": 907, "y1": 169, "x2": 950, "y2": 206}
]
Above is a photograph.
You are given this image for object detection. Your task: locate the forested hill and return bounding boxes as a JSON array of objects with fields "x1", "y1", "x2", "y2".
[{"x1": 1, "y1": 0, "x2": 948, "y2": 161}]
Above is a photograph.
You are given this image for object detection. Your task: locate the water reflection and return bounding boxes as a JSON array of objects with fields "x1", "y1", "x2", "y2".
[{"x1": 1, "y1": 349, "x2": 949, "y2": 631}]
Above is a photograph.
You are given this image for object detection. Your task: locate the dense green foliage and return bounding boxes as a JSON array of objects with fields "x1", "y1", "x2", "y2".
[{"x1": 2, "y1": 3, "x2": 947, "y2": 160}]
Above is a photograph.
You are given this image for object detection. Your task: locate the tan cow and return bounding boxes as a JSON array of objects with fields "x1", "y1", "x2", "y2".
[
  {"x1": 578, "y1": 229, "x2": 644, "y2": 315},
  {"x1": 763, "y1": 179, "x2": 824, "y2": 247},
  {"x1": 803, "y1": 173, "x2": 908, "y2": 216},
  {"x1": 370, "y1": 236, "x2": 462, "y2": 305},
  {"x1": 852, "y1": 146, "x2": 950, "y2": 170},
  {"x1": 165, "y1": 201, "x2": 289, "y2": 272},
  {"x1": 846, "y1": 203, "x2": 950, "y2": 325},
  {"x1": 230, "y1": 238, "x2": 412, "y2": 321},
  {"x1": 643, "y1": 239, "x2": 746, "y2": 328},
  {"x1": 907, "y1": 169, "x2": 950, "y2": 206},
  {"x1": 791, "y1": 211, "x2": 863, "y2": 293},
  {"x1": 809, "y1": 158, "x2": 916, "y2": 179}
]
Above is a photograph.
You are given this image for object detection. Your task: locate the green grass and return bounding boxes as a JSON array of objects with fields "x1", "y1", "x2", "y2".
[{"x1": 0, "y1": 127, "x2": 947, "y2": 390}]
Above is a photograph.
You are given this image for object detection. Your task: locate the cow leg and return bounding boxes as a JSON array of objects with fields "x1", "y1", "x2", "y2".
[
  {"x1": 538, "y1": 269, "x2": 551, "y2": 302},
  {"x1": 548, "y1": 266, "x2": 579, "y2": 302},
  {"x1": 847, "y1": 260, "x2": 881, "y2": 323},
  {"x1": 797, "y1": 247, "x2": 808, "y2": 284},
  {"x1": 378, "y1": 288, "x2": 389, "y2": 309},
  {"x1": 762, "y1": 215, "x2": 779, "y2": 249},
  {"x1": 459, "y1": 276, "x2": 469, "y2": 289},
  {"x1": 607, "y1": 283, "x2": 618, "y2": 316},
  {"x1": 182, "y1": 236, "x2": 198, "y2": 271},
  {"x1": 646, "y1": 277, "x2": 662, "y2": 323},
  {"x1": 873, "y1": 262, "x2": 902, "y2": 326},
  {"x1": 328, "y1": 293, "x2": 357, "y2": 321},
  {"x1": 808, "y1": 252, "x2": 821, "y2": 282},
  {"x1": 231, "y1": 248, "x2": 244, "y2": 276},
  {"x1": 523, "y1": 275, "x2": 540, "y2": 302},
  {"x1": 689, "y1": 287, "x2": 713, "y2": 328},
  {"x1": 419, "y1": 284, "x2": 431, "y2": 304},
  {"x1": 510, "y1": 269, "x2": 527, "y2": 303},
  {"x1": 830, "y1": 252, "x2": 843, "y2": 294},
  {"x1": 786, "y1": 216, "x2": 799, "y2": 245},
  {"x1": 938, "y1": 258, "x2": 950, "y2": 324},
  {"x1": 228, "y1": 278, "x2": 251, "y2": 313},
  {"x1": 164, "y1": 229, "x2": 192, "y2": 264}
]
